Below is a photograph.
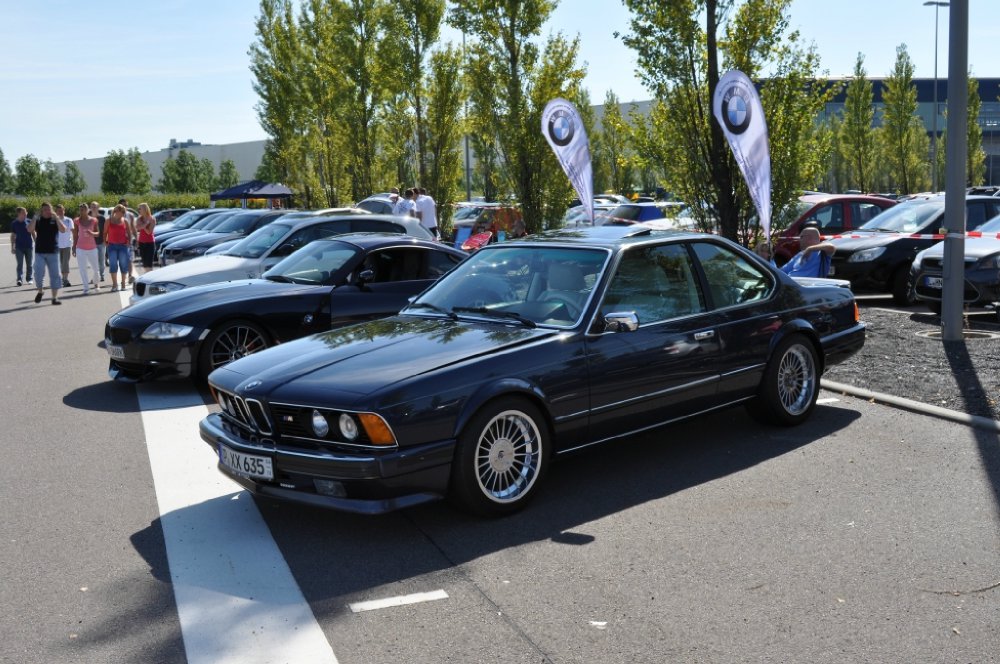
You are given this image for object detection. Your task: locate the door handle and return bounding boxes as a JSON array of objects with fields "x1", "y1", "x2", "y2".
[{"x1": 694, "y1": 330, "x2": 715, "y2": 340}]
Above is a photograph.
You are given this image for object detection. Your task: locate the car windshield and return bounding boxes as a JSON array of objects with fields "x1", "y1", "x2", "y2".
[
  {"x1": 858, "y1": 199, "x2": 942, "y2": 233},
  {"x1": 453, "y1": 206, "x2": 482, "y2": 223},
  {"x1": 225, "y1": 222, "x2": 292, "y2": 258},
  {"x1": 211, "y1": 211, "x2": 267, "y2": 233},
  {"x1": 606, "y1": 204, "x2": 640, "y2": 221},
  {"x1": 191, "y1": 211, "x2": 236, "y2": 231},
  {"x1": 973, "y1": 212, "x2": 1000, "y2": 233},
  {"x1": 406, "y1": 245, "x2": 610, "y2": 328},
  {"x1": 263, "y1": 239, "x2": 360, "y2": 285},
  {"x1": 171, "y1": 210, "x2": 215, "y2": 229}
]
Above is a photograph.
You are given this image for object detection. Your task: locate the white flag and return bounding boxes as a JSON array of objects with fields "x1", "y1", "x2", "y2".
[
  {"x1": 542, "y1": 98, "x2": 594, "y2": 224},
  {"x1": 712, "y1": 70, "x2": 772, "y2": 239}
]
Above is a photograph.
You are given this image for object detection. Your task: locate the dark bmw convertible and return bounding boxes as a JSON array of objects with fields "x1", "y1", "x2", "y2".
[{"x1": 200, "y1": 226, "x2": 865, "y2": 516}]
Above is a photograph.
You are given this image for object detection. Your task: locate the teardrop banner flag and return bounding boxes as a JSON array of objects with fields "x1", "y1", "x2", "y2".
[
  {"x1": 712, "y1": 70, "x2": 772, "y2": 239},
  {"x1": 542, "y1": 98, "x2": 594, "y2": 224}
]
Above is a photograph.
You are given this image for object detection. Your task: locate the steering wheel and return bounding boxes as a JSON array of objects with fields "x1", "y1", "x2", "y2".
[{"x1": 542, "y1": 295, "x2": 582, "y2": 319}]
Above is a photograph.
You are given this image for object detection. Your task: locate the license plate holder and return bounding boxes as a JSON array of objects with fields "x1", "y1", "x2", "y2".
[
  {"x1": 106, "y1": 343, "x2": 125, "y2": 360},
  {"x1": 925, "y1": 276, "x2": 943, "y2": 289},
  {"x1": 219, "y1": 444, "x2": 274, "y2": 481}
]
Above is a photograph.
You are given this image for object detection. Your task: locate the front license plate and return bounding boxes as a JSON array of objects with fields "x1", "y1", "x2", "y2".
[
  {"x1": 106, "y1": 343, "x2": 125, "y2": 360},
  {"x1": 219, "y1": 444, "x2": 274, "y2": 481},
  {"x1": 924, "y1": 276, "x2": 943, "y2": 289}
]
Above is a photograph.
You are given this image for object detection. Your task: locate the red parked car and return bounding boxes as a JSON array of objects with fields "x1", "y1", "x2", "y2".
[{"x1": 773, "y1": 194, "x2": 896, "y2": 265}]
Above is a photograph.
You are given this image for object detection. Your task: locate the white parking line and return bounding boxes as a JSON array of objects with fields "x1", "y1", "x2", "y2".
[
  {"x1": 124, "y1": 288, "x2": 337, "y2": 664},
  {"x1": 816, "y1": 398, "x2": 840, "y2": 405},
  {"x1": 348, "y1": 590, "x2": 449, "y2": 613}
]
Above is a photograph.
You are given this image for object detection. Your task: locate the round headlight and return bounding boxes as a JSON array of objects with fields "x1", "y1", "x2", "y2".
[
  {"x1": 339, "y1": 413, "x2": 359, "y2": 440},
  {"x1": 311, "y1": 410, "x2": 329, "y2": 437}
]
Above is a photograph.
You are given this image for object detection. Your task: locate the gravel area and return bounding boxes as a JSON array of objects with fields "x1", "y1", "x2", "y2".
[{"x1": 823, "y1": 300, "x2": 1000, "y2": 421}]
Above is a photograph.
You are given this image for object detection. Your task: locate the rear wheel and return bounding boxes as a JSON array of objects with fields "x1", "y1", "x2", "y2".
[
  {"x1": 747, "y1": 334, "x2": 819, "y2": 426},
  {"x1": 450, "y1": 397, "x2": 549, "y2": 516},
  {"x1": 198, "y1": 320, "x2": 270, "y2": 378}
]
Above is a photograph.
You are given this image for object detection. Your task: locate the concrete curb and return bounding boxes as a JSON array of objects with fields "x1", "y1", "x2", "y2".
[{"x1": 821, "y1": 379, "x2": 1000, "y2": 433}]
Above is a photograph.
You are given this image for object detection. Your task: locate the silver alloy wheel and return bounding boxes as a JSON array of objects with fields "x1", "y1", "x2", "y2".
[
  {"x1": 208, "y1": 324, "x2": 268, "y2": 370},
  {"x1": 475, "y1": 409, "x2": 543, "y2": 503},
  {"x1": 777, "y1": 344, "x2": 816, "y2": 416}
]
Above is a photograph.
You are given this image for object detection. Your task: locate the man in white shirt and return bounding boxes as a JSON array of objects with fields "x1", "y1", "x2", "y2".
[
  {"x1": 415, "y1": 187, "x2": 438, "y2": 239},
  {"x1": 394, "y1": 188, "x2": 415, "y2": 216}
]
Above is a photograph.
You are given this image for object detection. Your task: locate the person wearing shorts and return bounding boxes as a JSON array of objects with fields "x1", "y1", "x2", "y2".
[{"x1": 104, "y1": 205, "x2": 131, "y2": 292}]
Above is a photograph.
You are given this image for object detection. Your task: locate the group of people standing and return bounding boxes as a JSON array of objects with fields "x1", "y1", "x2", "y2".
[
  {"x1": 389, "y1": 187, "x2": 438, "y2": 238},
  {"x1": 9, "y1": 198, "x2": 156, "y2": 304}
]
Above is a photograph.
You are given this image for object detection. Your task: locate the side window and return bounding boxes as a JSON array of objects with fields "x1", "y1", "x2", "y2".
[
  {"x1": 600, "y1": 244, "x2": 706, "y2": 325},
  {"x1": 352, "y1": 219, "x2": 404, "y2": 234},
  {"x1": 967, "y1": 202, "x2": 987, "y2": 230},
  {"x1": 810, "y1": 204, "x2": 844, "y2": 232},
  {"x1": 361, "y1": 248, "x2": 424, "y2": 283},
  {"x1": 851, "y1": 203, "x2": 882, "y2": 228},
  {"x1": 690, "y1": 242, "x2": 772, "y2": 309},
  {"x1": 425, "y1": 250, "x2": 463, "y2": 278},
  {"x1": 284, "y1": 221, "x2": 352, "y2": 251}
]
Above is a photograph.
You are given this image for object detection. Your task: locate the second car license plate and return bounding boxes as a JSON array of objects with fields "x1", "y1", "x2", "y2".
[
  {"x1": 106, "y1": 343, "x2": 125, "y2": 360},
  {"x1": 925, "y1": 276, "x2": 943, "y2": 289},
  {"x1": 219, "y1": 444, "x2": 274, "y2": 481}
]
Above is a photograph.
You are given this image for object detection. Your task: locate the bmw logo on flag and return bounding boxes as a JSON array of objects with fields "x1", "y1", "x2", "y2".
[
  {"x1": 722, "y1": 85, "x2": 752, "y2": 135},
  {"x1": 547, "y1": 109, "x2": 575, "y2": 147}
]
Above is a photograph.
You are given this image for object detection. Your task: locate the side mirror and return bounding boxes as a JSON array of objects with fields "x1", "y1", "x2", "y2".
[
  {"x1": 357, "y1": 268, "x2": 375, "y2": 284},
  {"x1": 603, "y1": 312, "x2": 639, "y2": 333}
]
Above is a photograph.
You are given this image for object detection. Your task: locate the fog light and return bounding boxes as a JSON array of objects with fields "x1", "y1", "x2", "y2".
[
  {"x1": 313, "y1": 479, "x2": 346, "y2": 497},
  {"x1": 311, "y1": 410, "x2": 329, "y2": 437},
  {"x1": 339, "y1": 413, "x2": 359, "y2": 440}
]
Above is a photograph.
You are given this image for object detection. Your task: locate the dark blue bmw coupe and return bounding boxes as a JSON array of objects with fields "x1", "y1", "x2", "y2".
[{"x1": 200, "y1": 225, "x2": 866, "y2": 516}]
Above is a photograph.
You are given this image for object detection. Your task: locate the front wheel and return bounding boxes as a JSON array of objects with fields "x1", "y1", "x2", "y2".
[
  {"x1": 747, "y1": 334, "x2": 819, "y2": 426},
  {"x1": 449, "y1": 397, "x2": 549, "y2": 516},
  {"x1": 198, "y1": 320, "x2": 270, "y2": 378},
  {"x1": 891, "y1": 267, "x2": 914, "y2": 306}
]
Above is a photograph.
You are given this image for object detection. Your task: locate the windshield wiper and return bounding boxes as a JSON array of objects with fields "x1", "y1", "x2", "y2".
[
  {"x1": 405, "y1": 302, "x2": 457, "y2": 320},
  {"x1": 452, "y1": 306, "x2": 537, "y2": 328}
]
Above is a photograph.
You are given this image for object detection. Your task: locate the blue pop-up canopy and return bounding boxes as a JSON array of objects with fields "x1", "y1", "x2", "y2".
[{"x1": 209, "y1": 180, "x2": 293, "y2": 207}]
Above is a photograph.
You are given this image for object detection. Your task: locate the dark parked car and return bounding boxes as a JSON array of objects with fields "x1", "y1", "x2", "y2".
[
  {"x1": 773, "y1": 194, "x2": 896, "y2": 265},
  {"x1": 106, "y1": 234, "x2": 466, "y2": 382},
  {"x1": 200, "y1": 225, "x2": 865, "y2": 516},
  {"x1": 148, "y1": 207, "x2": 227, "y2": 239},
  {"x1": 154, "y1": 209, "x2": 236, "y2": 260},
  {"x1": 911, "y1": 213, "x2": 1000, "y2": 317},
  {"x1": 828, "y1": 195, "x2": 1000, "y2": 304},
  {"x1": 160, "y1": 209, "x2": 290, "y2": 264}
]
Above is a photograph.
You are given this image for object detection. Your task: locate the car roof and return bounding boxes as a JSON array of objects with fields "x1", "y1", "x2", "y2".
[
  {"x1": 315, "y1": 232, "x2": 465, "y2": 253},
  {"x1": 798, "y1": 193, "x2": 895, "y2": 204},
  {"x1": 278, "y1": 213, "x2": 426, "y2": 231},
  {"x1": 504, "y1": 224, "x2": 700, "y2": 249}
]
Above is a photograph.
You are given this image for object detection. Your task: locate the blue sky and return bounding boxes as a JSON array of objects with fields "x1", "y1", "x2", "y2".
[{"x1": 2, "y1": 0, "x2": 995, "y2": 168}]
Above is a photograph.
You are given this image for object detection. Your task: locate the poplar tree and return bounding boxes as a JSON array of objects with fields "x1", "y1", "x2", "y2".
[
  {"x1": 879, "y1": 44, "x2": 929, "y2": 194},
  {"x1": 598, "y1": 91, "x2": 635, "y2": 195},
  {"x1": 397, "y1": 0, "x2": 446, "y2": 186},
  {"x1": 217, "y1": 159, "x2": 241, "y2": 190},
  {"x1": 839, "y1": 53, "x2": 877, "y2": 192},
  {"x1": 64, "y1": 162, "x2": 87, "y2": 195},
  {"x1": 423, "y1": 44, "x2": 466, "y2": 228},
  {"x1": 966, "y1": 75, "x2": 985, "y2": 186}
]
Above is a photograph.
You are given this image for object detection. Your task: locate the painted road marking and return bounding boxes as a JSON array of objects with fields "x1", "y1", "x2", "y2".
[
  {"x1": 348, "y1": 589, "x2": 449, "y2": 613},
  {"x1": 124, "y1": 287, "x2": 337, "y2": 664},
  {"x1": 816, "y1": 398, "x2": 840, "y2": 405}
]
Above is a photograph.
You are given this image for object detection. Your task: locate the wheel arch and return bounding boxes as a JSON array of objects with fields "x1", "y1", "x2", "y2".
[
  {"x1": 769, "y1": 320, "x2": 825, "y2": 375},
  {"x1": 452, "y1": 378, "x2": 555, "y2": 443}
]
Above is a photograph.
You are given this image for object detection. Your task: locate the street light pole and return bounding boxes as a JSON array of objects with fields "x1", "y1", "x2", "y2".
[
  {"x1": 462, "y1": 31, "x2": 472, "y2": 202},
  {"x1": 925, "y1": 1, "x2": 949, "y2": 192}
]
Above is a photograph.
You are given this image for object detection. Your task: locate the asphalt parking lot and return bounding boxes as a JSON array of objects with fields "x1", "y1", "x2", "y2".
[{"x1": 1, "y1": 245, "x2": 998, "y2": 663}]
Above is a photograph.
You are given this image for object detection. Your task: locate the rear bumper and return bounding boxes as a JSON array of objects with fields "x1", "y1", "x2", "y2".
[
  {"x1": 199, "y1": 413, "x2": 455, "y2": 514},
  {"x1": 821, "y1": 322, "x2": 866, "y2": 369}
]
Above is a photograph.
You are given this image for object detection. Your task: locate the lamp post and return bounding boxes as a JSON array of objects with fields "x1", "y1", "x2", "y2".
[{"x1": 924, "y1": 0, "x2": 949, "y2": 192}]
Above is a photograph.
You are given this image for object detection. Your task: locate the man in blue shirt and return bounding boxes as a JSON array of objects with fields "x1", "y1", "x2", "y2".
[
  {"x1": 781, "y1": 227, "x2": 834, "y2": 278},
  {"x1": 9, "y1": 207, "x2": 33, "y2": 286}
]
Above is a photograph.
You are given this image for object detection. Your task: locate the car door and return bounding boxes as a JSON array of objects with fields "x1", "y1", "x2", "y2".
[
  {"x1": 583, "y1": 242, "x2": 722, "y2": 443},
  {"x1": 330, "y1": 247, "x2": 462, "y2": 327}
]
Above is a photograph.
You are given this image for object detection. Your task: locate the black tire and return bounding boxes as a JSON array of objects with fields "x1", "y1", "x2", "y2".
[
  {"x1": 747, "y1": 334, "x2": 819, "y2": 427},
  {"x1": 198, "y1": 320, "x2": 270, "y2": 378},
  {"x1": 891, "y1": 267, "x2": 914, "y2": 306},
  {"x1": 449, "y1": 397, "x2": 550, "y2": 517}
]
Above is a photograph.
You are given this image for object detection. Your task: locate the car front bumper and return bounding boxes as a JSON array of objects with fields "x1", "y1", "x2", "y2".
[
  {"x1": 912, "y1": 267, "x2": 1000, "y2": 306},
  {"x1": 198, "y1": 412, "x2": 455, "y2": 514},
  {"x1": 105, "y1": 317, "x2": 200, "y2": 382}
]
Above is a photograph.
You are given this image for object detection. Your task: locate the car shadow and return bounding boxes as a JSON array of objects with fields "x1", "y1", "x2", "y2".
[
  {"x1": 211, "y1": 404, "x2": 860, "y2": 611},
  {"x1": 63, "y1": 379, "x2": 213, "y2": 413}
]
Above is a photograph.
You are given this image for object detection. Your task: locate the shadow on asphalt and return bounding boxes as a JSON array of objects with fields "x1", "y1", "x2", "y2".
[
  {"x1": 63, "y1": 377, "x2": 215, "y2": 413},
  {"x1": 943, "y1": 340, "x2": 1000, "y2": 513},
  {"x1": 124, "y1": 403, "x2": 861, "y2": 611}
]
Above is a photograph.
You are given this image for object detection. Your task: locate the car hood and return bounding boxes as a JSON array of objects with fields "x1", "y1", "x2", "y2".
[
  {"x1": 122, "y1": 279, "x2": 322, "y2": 321},
  {"x1": 830, "y1": 232, "x2": 904, "y2": 252},
  {"x1": 138, "y1": 255, "x2": 256, "y2": 285},
  {"x1": 215, "y1": 315, "x2": 558, "y2": 399},
  {"x1": 918, "y1": 236, "x2": 1000, "y2": 260}
]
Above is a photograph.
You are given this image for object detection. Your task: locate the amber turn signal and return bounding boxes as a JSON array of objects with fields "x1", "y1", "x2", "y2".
[{"x1": 358, "y1": 413, "x2": 397, "y2": 446}]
